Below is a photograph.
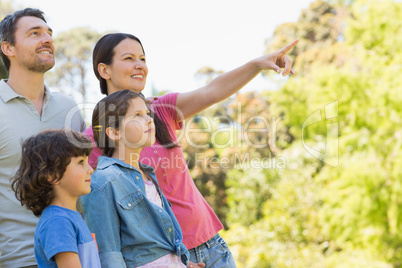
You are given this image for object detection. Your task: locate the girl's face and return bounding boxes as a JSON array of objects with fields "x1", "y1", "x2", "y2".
[
  {"x1": 120, "y1": 97, "x2": 155, "y2": 150},
  {"x1": 104, "y1": 38, "x2": 148, "y2": 95}
]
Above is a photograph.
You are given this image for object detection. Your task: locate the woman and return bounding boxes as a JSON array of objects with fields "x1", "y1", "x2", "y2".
[{"x1": 85, "y1": 33, "x2": 298, "y2": 267}]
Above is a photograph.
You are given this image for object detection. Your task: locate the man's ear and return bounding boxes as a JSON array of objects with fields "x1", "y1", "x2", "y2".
[
  {"x1": 1, "y1": 41, "x2": 15, "y2": 57},
  {"x1": 98, "y1": 63, "x2": 111, "y2": 80},
  {"x1": 106, "y1": 127, "x2": 120, "y2": 141}
]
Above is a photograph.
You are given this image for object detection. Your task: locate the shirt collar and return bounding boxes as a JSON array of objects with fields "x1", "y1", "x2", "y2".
[
  {"x1": 97, "y1": 156, "x2": 155, "y2": 174},
  {"x1": 0, "y1": 79, "x2": 53, "y2": 103}
]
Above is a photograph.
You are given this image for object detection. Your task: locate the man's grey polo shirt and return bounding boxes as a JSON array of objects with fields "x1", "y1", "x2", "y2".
[{"x1": 0, "y1": 79, "x2": 86, "y2": 268}]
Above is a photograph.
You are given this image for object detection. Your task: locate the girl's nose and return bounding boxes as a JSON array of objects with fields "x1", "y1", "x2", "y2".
[{"x1": 147, "y1": 115, "x2": 153, "y2": 124}]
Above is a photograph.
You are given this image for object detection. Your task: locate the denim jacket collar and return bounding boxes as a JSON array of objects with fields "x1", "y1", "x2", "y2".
[{"x1": 97, "y1": 156, "x2": 155, "y2": 174}]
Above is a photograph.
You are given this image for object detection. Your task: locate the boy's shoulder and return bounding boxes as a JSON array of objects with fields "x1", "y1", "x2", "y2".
[{"x1": 36, "y1": 206, "x2": 81, "y2": 233}]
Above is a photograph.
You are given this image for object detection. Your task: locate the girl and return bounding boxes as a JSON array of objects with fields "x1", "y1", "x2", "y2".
[
  {"x1": 11, "y1": 129, "x2": 100, "y2": 268},
  {"x1": 84, "y1": 33, "x2": 298, "y2": 267},
  {"x1": 80, "y1": 90, "x2": 203, "y2": 268}
]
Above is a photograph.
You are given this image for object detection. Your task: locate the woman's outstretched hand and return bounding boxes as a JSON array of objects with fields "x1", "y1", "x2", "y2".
[{"x1": 254, "y1": 39, "x2": 299, "y2": 76}]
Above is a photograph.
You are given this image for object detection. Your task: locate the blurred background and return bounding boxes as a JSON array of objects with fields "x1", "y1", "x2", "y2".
[{"x1": 1, "y1": 0, "x2": 402, "y2": 267}]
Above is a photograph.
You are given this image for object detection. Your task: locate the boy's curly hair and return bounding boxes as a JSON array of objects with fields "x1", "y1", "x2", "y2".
[{"x1": 11, "y1": 129, "x2": 93, "y2": 216}]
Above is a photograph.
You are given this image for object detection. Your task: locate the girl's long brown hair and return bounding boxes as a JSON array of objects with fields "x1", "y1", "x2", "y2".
[{"x1": 92, "y1": 90, "x2": 164, "y2": 194}]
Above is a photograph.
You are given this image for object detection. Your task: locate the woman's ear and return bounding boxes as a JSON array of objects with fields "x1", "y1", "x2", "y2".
[
  {"x1": 106, "y1": 127, "x2": 120, "y2": 141},
  {"x1": 98, "y1": 63, "x2": 111, "y2": 80}
]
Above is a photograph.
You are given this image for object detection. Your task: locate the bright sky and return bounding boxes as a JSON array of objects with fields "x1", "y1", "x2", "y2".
[{"x1": 13, "y1": 0, "x2": 315, "y2": 105}]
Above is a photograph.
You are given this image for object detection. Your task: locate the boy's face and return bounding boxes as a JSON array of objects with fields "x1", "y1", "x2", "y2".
[{"x1": 55, "y1": 156, "x2": 93, "y2": 199}]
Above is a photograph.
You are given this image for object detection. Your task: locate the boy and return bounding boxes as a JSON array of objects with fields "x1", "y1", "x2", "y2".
[
  {"x1": 0, "y1": 8, "x2": 85, "y2": 267},
  {"x1": 11, "y1": 129, "x2": 100, "y2": 268}
]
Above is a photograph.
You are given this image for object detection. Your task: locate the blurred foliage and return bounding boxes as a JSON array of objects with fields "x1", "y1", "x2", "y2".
[
  {"x1": 2, "y1": 0, "x2": 401, "y2": 266},
  {"x1": 46, "y1": 27, "x2": 101, "y2": 105},
  {"x1": 180, "y1": 0, "x2": 402, "y2": 267}
]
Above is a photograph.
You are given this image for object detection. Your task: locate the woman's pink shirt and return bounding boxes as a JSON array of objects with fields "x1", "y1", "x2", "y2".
[{"x1": 84, "y1": 93, "x2": 223, "y2": 249}]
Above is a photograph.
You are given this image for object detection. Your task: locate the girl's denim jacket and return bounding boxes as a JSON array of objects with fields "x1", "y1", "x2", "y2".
[{"x1": 81, "y1": 156, "x2": 189, "y2": 267}]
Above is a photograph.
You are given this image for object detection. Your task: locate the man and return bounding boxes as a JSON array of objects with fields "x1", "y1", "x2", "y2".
[{"x1": 0, "y1": 8, "x2": 86, "y2": 267}]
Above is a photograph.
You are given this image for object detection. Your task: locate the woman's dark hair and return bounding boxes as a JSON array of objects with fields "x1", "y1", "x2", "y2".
[
  {"x1": 92, "y1": 33, "x2": 178, "y2": 148},
  {"x1": 93, "y1": 33, "x2": 144, "y2": 95},
  {"x1": 11, "y1": 130, "x2": 93, "y2": 216}
]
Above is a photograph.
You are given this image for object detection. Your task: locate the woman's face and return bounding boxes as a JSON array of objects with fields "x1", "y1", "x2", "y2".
[{"x1": 104, "y1": 38, "x2": 148, "y2": 95}]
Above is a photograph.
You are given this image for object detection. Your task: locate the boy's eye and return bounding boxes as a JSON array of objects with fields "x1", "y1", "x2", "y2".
[{"x1": 77, "y1": 158, "x2": 87, "y2": 165}]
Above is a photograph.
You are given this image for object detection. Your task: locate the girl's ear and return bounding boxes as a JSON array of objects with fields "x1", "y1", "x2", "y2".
[
  {"x1": 98, "y1": 63, "x2": 111, "y2": 80},
  {"x1": 106, "y1": 127, "x2": 120, "y2": 141}
]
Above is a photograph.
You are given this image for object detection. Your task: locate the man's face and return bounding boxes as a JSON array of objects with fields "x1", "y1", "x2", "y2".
[{"x1": 11, "y1": 16, "x2": 55, "y2": 73}]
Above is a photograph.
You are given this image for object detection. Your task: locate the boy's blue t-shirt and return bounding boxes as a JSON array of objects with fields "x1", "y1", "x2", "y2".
[{"x1": 34, "y1": 205, "x2": 101, "y2": 268}]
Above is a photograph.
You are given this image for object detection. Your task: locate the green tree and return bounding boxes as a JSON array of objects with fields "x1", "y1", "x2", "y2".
[
  {"x1": 47, "y1": 27, "x2": 101, "y2": 111},
  {"x1": 263, "y1": 0, "x2": 348, "y2": 76},
  {"x1": 220, "y1": 0, "x2": 402, "y2": 266}
]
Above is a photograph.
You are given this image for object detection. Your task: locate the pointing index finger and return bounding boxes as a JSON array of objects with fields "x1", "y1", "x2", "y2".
[{"x1": 279, "y1": 39, "x2": 299, "y2": 54}]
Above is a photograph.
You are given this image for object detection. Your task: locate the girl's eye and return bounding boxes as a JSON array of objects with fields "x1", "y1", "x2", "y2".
[
  {"x1": 141, "y1": 58, "x2": 146, "y2": 63},
  {"x1": 124, "y1": 57, "x2": 133, "y2": 60},
  {"x1": 78, "y1": 160, "x2": 84, "y2": 165}
]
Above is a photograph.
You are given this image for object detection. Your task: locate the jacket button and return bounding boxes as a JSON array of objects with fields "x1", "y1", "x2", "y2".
[
  {"x1": 128, "y1": 203, "x2": 132, "y2": 207},
  {"x1": 168, "y1": 228, "x2": 172, "y2": 232}
]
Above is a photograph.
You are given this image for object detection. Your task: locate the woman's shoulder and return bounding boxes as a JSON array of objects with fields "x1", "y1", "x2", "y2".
[{"x1": 153, "y1": 92, "x2": 179, "y2": 107}]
